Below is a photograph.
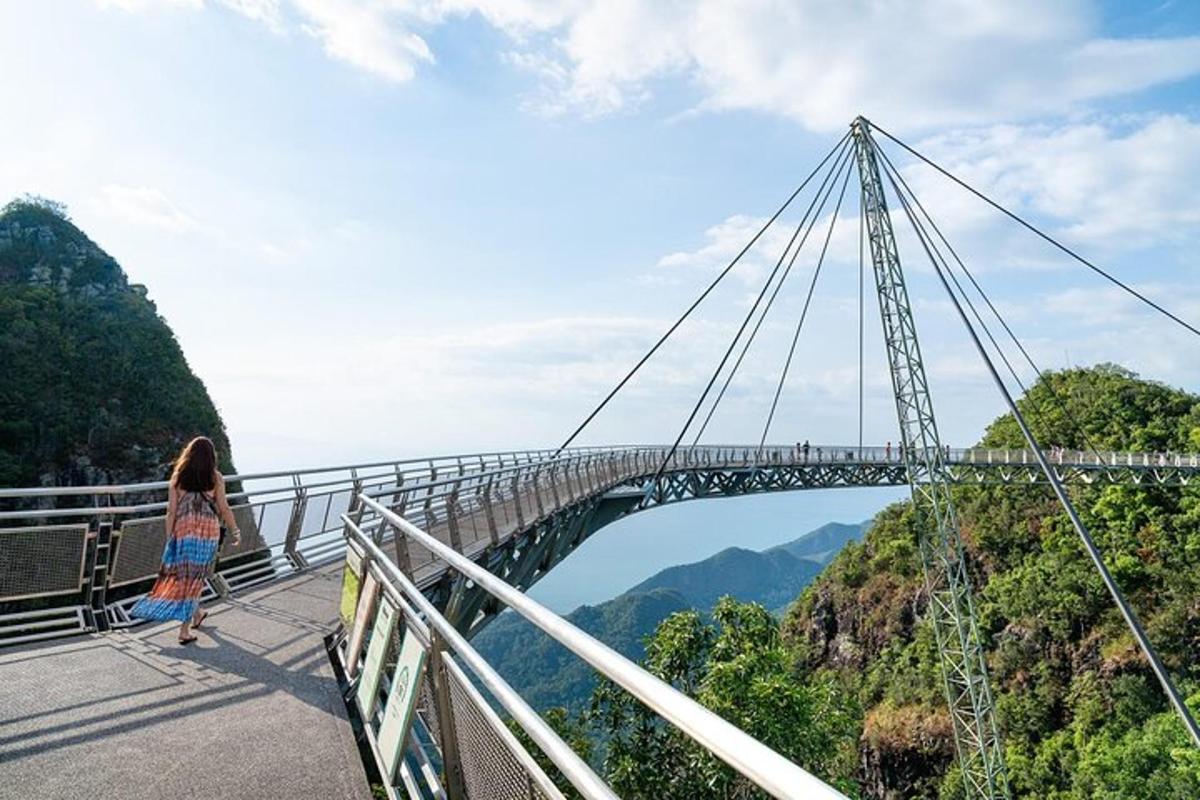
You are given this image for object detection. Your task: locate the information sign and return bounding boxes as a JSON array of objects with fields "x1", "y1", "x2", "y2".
[
  {"x1": 345, "y1": 572, "x2": 379, "y2": 679},
  {"x1": 377, "y1": 626, "x2": 428, "y2": 780},
  {"x1": 355, "y1": 594, "x2": 398, "y2": 719},
  {"x1": 339, "y1": 545, "x2": 365, "y2": 629}
]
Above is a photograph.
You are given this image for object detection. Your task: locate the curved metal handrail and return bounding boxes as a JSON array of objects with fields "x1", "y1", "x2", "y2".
[
  {"x1": 343, "y1": 516, "x2": 615, "y2": 800},
  {"x1": 357, "y1": 494, "x2": 849, "y2": 800}
]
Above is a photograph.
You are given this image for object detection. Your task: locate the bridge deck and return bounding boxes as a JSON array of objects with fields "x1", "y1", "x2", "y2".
[{"x1": 0, "y1": 563, "x2": 369, "y2": 800}]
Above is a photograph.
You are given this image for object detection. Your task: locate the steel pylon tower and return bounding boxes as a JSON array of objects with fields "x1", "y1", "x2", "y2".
[{"x1": 851, "y1": 117, "x2": 1010, "y2": 800}]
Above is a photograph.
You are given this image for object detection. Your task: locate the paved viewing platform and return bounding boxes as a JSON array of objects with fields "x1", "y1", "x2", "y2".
[{"x1": 0, "y1": 563, "x2": 369, "y2": 800}]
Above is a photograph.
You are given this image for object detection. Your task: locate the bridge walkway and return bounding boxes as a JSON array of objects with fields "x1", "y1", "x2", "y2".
[{"x1": 0, "y1": 562, "x2": 369, "y2": 800}]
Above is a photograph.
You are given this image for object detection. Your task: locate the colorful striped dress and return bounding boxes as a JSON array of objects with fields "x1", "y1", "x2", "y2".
[{"x1": 131, "y1": 489, "x2": 221, "y2": 622}]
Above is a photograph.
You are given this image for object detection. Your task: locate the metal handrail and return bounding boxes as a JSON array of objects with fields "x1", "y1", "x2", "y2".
[
  {"x1": 356, "y1": 494, "x2": 849, "y2": 800},
  {"x1": 3, "y1": 444, "x2": 1195, "y2": 521},
  {"x1": 0, "y1": 445, "x2": 628, "y2": 498},
  {"x1": 343, "y1": 516, "x2": 615, "y2": 800},
  {"x1": 0, "y1": 448, "x2": 652, "y2": 521}
]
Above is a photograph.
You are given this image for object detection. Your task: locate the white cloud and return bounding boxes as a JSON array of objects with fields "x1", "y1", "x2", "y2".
[
  {"x1": 97, "y1": 0, "x2": 202, "y2": 10},
  {"x1": 217, "y1": 0, "x2": 285, "y2": 31},
  {"x1": 902, "y1": 116, "x2": 1200, "y2": 249},
  {"x1": 100, "y1": 184, "x2": 200, "y2": 233},
  {"x1": 292, "y1": 0, "x2": 434, "y2": 82},
  {"x1": 94, "y1": 1, "x2": 1200, "y2": 128}
]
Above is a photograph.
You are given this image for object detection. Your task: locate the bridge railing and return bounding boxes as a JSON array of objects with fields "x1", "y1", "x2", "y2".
[
  {"x1": 0, "y1": 446, "x2": 643, "y2": 645},
  {"x1": 1, "y1": 443, "x2": 1195, "y2": 647},
  {"x1": 346, "y1": 494, "x2": 848, "y2": 800}
]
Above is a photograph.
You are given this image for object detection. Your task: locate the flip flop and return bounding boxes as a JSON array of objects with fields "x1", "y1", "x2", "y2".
[
  {"x1": 192, "y1": 610, "x2": 209, "y2": 628},
  {"x1": 178, "y1": 635, "x2": 198, "y2": 645}
]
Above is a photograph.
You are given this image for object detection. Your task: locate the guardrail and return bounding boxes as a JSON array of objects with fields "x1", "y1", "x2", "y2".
[
  {"x1": 1, "y1": 444, "x2": 1195, "y2": 647},
  {"x1": 0, "y1": 446, "x2": 638, "y2": 645},
  {"x1": 345, "y1": 495, "x2": 848, "y2": 800}
]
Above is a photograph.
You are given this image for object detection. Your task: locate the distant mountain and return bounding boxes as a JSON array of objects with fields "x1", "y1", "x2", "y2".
[
  {"x1": 629, "y1": 546, "x2": 824, "y2": 615},
  {"x1": 472, "y1": 519, "x2": 871, "y2": 712},
  {"x1": 472, "y1": 588, "x2": 692, "y2": 712},
  {"x1": 770, "y1": 521, "x2": 869, "y2": 564}
]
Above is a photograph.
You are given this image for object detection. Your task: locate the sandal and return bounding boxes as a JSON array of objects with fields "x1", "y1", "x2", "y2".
[
  {"x1": 178, "y1": 635, "x2": 198, "y2": 645},
  {"x1": 192, "y1": 610, "x2": 209, "y2": 628}
]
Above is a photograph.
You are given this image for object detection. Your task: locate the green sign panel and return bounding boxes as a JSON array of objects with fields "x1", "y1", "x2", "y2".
[
  {"x1": 355, "y1": 594, "x2": 399, "y2": 720},
  {"x1": 339, "y1": 545, "x2": 365, "y2": 629},
  {"x1": 377, "y1": 627, "x2": 428, "y2": 780}
]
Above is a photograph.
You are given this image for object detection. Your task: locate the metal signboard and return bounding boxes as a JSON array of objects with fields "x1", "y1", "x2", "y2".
[
  {"x1": 355, "y1": 594, "x2": 398, "y2": 720},
  {"x1": 339, "y1": 543, "x2": 365, "y2": 629},
  {"x1": 345, "y1": 572, "x2": 379, "y2": 679},
  {"x1": 376, "y1": 625, "x2": 428, "y2": 780}
]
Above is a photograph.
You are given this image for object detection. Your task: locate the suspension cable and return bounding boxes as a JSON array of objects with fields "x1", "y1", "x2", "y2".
[
  {"x1": 874, "y1": 147, "x2": 1036, "y2": 409},
  {"x1": 653, "y1": 143, "x2": 853, "y2": 479},
  {"x1": 760, "y1": 159, "x2": 853, "y2": 450},
  {"x1": 692, "y1": 142, "x2": 856, "y2": 445},
  {"x1": 873, "y1": 140, "x2": 1109, "y2": 463},
  {"x1": 553, "y1": 132, "x2": 852, "y2": 455},
  {"x1": 877, "y1": 140, "x2": 1200, "y2": 751},
  {"x1": 868, "y1": 120, "x2": 1200, "y2": 339}
]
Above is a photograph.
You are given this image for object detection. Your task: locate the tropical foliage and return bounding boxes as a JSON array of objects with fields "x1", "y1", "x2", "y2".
[
  {"x1": 531, "y1": 367, "x2": 1200, "y2": 799},
  {"x1": 0, "y1": 197, "x2": 234, "y2": 488}
]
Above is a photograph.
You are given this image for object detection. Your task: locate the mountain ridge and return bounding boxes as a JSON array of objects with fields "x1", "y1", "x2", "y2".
[{"x1": 472, "y1": 518, "x2": 870, "y2": 711}]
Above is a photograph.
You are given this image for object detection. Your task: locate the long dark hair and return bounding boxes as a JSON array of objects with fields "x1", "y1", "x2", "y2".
[{"x1": 171, "y1": 436, "x2": 218, "y2": 493}]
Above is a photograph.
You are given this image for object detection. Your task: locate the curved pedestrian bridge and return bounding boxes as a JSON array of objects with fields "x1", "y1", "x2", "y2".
[{"x1": 1, "y1": 444, "x2": 1197, "y2": 799}]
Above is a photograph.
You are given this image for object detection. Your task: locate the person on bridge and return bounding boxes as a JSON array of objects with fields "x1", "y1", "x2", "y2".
[{"x1": 131, "y1": 436, "x2": 241, "y2": 644}]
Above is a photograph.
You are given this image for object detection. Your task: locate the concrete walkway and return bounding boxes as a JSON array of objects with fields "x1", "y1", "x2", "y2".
[{"x1": 0, "y1": 564, "x2": 370, "y2": 800}]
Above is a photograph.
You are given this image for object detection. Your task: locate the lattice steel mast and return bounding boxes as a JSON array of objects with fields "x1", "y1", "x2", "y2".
[{"x1": 851, "y1": 117, "x2": 1010, "y2": 799}]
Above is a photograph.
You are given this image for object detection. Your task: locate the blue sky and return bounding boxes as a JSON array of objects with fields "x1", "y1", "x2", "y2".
[{"x1": 2, "y1": 1, "x2": 1198, "y2": 609}]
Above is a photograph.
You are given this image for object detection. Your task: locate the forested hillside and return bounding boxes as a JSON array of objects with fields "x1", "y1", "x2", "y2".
[
  {"x1": 474, "y1": 521, "x2": 867, "y2": 712},
  {"x1": 0, "y1": 196, "x2": 234, "y2": 488},
  {"x1": 783, "y1": 365, "x2": 1200, "y2": 798},
  {"x1": 541, "y1": 367, "x2": 1200, "y2": 799}
]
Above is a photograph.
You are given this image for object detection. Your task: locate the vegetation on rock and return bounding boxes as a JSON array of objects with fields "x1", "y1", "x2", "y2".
[
  {"x1": 473, "y1": 522, "x2": 866, "y2": 713},
  {"x1": 531, "y1": 366, "x2": 1200, "y2": 799},
  {"x1": 0, "y1": 196, "x2": 234, "y2": 488}
]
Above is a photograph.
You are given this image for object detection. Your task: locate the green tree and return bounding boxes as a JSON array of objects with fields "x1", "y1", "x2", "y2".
[{"x1": 589, "y1": 598, "x2": 860, "y2": 798}]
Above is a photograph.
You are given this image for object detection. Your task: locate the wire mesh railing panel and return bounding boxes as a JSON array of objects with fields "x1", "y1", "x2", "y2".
[
  {"x1": 109, "y1": 516, "x2": 169, "y2": 587},
  {"x1": 215, "y1": 504, "x2": 268, "y2": 560},
  {"x1": 0, "y1": 524, "x2": 89, "y2": 601},
  {"x1": 446, "y1": 661, "x2": 555, "y2": 800},
  {"x1": 417, "y1": 668, "x2": 443, "y2": 747}
]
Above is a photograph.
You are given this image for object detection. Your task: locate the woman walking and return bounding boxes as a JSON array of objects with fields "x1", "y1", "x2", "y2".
[{"x1": 132, "y1": 436, "x2": 241, "y2": 644}]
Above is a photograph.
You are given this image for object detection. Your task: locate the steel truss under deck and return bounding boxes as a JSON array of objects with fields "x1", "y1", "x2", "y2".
[{"x1": 852, "y1": 119, "x2": 1010, "y2": 799}]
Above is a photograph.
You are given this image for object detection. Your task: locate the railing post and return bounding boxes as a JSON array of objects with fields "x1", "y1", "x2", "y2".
[
  {"x1": 533, "y1": 469, "x2": 546, "y2": 518},
  {"x1": 388, "y1": 506, "x2": 413, "y2": 575},
  {"x1": 84, "y1": 520, "x2": 113, "y2": 633},
  {"x1": 512, "y1": 474, "x2": 525, "y2": 529},
  {"x1": 549, "y1": 466, "x2": 562, "y2": 510},
  {"x1": 284, "y1": 484, "x2": 309, "y2": 567},
  {"x1": 422, "y1": 493, "x2": 437, "y2": 531},
  {"x1": 482, "y1": 479, "x2": 499, "y2": 545},
  {"x1": 446, "y1": 484, "x2": 463, "y2": 551},
  {"x1": 428, "y1": 630, "x2": 469, "y2": 800},
  {"x1": 346, "y1": 468, "x2": 365, "y2": 520}
]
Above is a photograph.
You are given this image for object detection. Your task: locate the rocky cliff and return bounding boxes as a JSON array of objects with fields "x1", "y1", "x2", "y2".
[{"x1": 0, "y1": 196, "x2": 234, "y2": 488}]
